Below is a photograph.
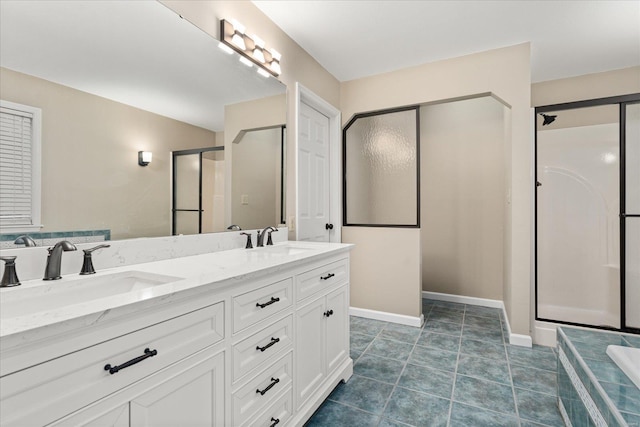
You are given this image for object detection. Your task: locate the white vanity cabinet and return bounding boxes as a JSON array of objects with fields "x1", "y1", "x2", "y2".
[{"x1": 0, "y1": 243, "x2": 352, "y2": 427}]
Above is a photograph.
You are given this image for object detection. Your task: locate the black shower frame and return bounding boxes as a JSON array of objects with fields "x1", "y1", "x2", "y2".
[
  {"x1": 172, "y1": 146, "x2": 225, "y2": 235},
  {"x1": 535, "y1": 93, "x2": 640, "y2": 334},
  {"x1": 342, "y1": 105, "x2": 421, "y2": 228}
]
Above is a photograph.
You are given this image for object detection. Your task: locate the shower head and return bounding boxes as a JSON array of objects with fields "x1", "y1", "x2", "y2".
[{"x1": 540, "y1": 113, "x2": 557, "y2": 126}]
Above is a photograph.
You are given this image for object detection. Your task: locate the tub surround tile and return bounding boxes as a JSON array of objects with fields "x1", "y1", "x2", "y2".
[
  {"x1": 583, "y1": 357, "x2": 636, "y2": 387},
  {"x1": 599, "y1": 381, "x2": 640, "y2": 416},
  {"x1": 622, "y1": 411, "x2": 640, "y2": 426},
  {"x1": 623, "y1": 334, "x2": 640, "y2": 348},
  {"x1": 449, "y1": 402, "x2": 519, "y2": 427},
  {"x1": 383, "y1": 387, "x2": 450, "y2": 427},
  {"x1": 453, "y1": 375, "x2": 517, "y2": 415}
]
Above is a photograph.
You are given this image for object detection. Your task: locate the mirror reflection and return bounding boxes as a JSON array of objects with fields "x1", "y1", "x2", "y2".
[{"x1": 0, "y1": 1, "x2": 286, "y2": 243}]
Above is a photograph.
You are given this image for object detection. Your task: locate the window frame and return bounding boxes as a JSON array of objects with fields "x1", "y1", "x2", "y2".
[
  {"x1": 342, "y1": 105, "x2": 421, "y2": 228},
  {"x1": 0, "y1": 99, "x2": 42, "y2": 233}
]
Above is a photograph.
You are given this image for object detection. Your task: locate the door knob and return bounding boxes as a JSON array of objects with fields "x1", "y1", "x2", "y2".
[{"x1": 325, "y1": 223, "x2": 334, "y2": 230}]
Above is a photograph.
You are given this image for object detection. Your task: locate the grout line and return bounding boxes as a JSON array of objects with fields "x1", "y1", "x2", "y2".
[
  {"x1": 445, "y1": 304, "x2": 466, "y2": 426},
  {"x1": 502, "y1": 313, "x2": 523, "y2": 427}
]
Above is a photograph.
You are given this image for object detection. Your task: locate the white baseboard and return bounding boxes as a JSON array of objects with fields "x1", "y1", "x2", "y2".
[
  {"x1": 349, "y1": 307, "x2": 424, "y2": 328},
  {"x1": 422, "y1": 291, "x2": 533, "y2": 348},
  {"x1": 534, "y1": 321, "x2": 558, "y2": 347}
]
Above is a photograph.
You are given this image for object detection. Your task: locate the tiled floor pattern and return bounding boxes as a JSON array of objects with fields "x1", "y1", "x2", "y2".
[{"x1": 306, "y1": 299, "x2": 563, "y2": 427}]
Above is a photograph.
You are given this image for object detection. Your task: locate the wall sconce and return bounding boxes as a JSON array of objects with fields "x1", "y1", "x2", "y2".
[
  {"x1": 219, "y1": 19, "x2": 281, "y2": 77},
  {"x1": 138, "y1": 151, "x2": 152, "y2": 166}
]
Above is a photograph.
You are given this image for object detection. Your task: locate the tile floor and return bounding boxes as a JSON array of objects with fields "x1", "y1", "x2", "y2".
[{"x1": 305, "y1": 299, "x2": 564, "y2": 427}]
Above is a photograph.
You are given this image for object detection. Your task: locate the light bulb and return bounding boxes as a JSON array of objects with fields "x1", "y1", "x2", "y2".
[
  {"x1": 253, "y1": 46, "x2": 265, "y2": 63},
  {"x1": 231, "y1": 31, "x2": 246, "y2": 50},
  {"x1": 270, "y1": 59, "x2": 281, "y2": 75}
]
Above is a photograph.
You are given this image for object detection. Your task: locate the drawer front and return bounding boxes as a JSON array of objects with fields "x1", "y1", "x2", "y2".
[
  {"x1": 233, "y1": 315, "x2": 293, "y2": 383},
  {"x1": 1, "y1": 302, "x2": 224, "y2": 427},
  {"x1": 245, "y1": 386, "x2": 293, "y2": 427},
  {"x1": 233, "y1": 278, "x2": 292, "y2": 333},
  {"x1": 233, "y1": 352, "x2": 292, "y2": 426},
  {"x1": 296, "y1": 259, "x2": 348, "y2": 302}
]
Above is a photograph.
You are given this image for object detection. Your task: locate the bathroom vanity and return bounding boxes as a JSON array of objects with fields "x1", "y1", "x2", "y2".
[{"x1": 0, "y1": 241, "x2": 353, "y2": 426}]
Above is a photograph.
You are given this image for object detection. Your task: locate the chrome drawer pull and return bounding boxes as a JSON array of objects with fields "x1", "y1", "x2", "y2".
[
  {"x1": 104, "y1": 348, "x2": 157, "y2": 375},
  {"x1": 256, "y1": 377, "x2": 280, "y2": 396},
  {"x1": 256, "y1": 337, "x2": 280, "y2": 352},
  {"x1": 256, "y1": 296, "x2": 280, "y2": 308},
  {"x1": 320, "y1": 273, "x2": 335, "y2": 280},
  {"x1": 270, "y1": 417, "x2": 280, "y2": 427}
]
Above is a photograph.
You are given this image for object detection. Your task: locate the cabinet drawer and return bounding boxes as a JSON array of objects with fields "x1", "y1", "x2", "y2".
[
  {"x1": 296, "y1": 259, "x2": 348, "y2": 301},
  {"x1": 246, "y1": 386, "x2": 293, "y2": 427},
  {"x1": 233, "y1": 315, "x2": 293, "y2": 383},
  {"x1": 0, "y1": 302, "x2": 224, "y2": 427},
  {"x1": 232, "y1": 352, "x2": 292, "y2": 426},
  {"x1": 233, "y1": 278, "x2": 292, "y2": 333}
]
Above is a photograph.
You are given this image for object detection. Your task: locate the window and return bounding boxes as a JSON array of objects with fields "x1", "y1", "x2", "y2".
[
  {"x1": 0, "y1": 100, "x2": 42, "y2": 232},
  {"x1": 343, "y1": 106, "x2": 420, "y2": 227}
]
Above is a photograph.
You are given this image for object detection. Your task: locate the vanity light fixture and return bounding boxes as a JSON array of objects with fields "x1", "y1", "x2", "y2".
[
  {"x1": 138, "y1": 151, "x2": 152, "y2": 166},
  {"x1": 219, "y1": 19, "x2": 282, "y2": 77}
]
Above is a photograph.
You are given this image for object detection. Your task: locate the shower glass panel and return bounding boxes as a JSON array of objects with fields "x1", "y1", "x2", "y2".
[
  {"x1": 174, "y1": 153, "x2": 201, "y2": 234},
  {"x1": 537, "y1": 104, "x2": 620, "y2": 328},
  {"x1": 343, "y1": 107, "x2": 418, "y2": 226},
  {"x1": 625, "y1": 102, "x2": 640, "y2": 329}
]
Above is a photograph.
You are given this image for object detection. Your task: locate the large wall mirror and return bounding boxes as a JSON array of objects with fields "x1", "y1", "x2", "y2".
[{"x1": 0, "y1": 1, "x2": 286, "y2": 242}]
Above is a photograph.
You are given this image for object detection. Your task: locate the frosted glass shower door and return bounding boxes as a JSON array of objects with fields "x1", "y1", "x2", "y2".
[
  {"x1": 625, "y1": 102, "x2": 640, "y2": 329},
  {"x1": 537, "y1": 105, "x2": 620, "y2": 328}
]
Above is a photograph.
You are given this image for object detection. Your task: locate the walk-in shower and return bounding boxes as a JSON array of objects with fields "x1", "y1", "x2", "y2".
[{"x1": 536, "y1": 95, "x2": 640, "y2": 333}]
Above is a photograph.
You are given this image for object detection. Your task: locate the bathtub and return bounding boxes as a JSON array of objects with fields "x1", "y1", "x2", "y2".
[{"x1": 606, "y1": 345, "x2": 640, "y2": 390}]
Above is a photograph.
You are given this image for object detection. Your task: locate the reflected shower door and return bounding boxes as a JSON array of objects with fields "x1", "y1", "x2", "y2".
[
  {"x1": 537, "y1": 105, "x2": 620, "y2": 328},
  {"x1": 624, "y1": 102, "x2": 640, "y2": 330}
]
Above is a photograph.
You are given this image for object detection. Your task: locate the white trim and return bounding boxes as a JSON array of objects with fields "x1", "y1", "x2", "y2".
[
  {"x1": 422, "y1": 290, "x2": 533, "y2": 347},
  {"x1": 350, "y1": 306, "x2": 424, "y2": 328},
  {"x1": 534, "y1": 320, "x2": 558, "y2": 347},
  {"x1": 294, "y1": 83, "x2": 342, "y2": 243},
  {"x1": 558, "y1": 398, "x2": 573, "y2": 427},
  {"x1": 0, "y1": 99, "x2": 42, "y2": 234}
]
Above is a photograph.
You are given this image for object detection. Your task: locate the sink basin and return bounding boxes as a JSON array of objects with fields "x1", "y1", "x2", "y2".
[{"x1": 0, "y1": 271, "x2": 182, "y2": 319}]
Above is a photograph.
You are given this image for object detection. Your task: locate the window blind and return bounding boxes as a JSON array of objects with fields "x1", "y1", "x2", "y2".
[{"x1": 0, "y1": 106, "x2": 34, "y2": 227}]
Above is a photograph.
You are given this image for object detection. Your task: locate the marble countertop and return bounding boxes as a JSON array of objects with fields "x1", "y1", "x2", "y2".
[{"x1": 0, "y1": 241, "x2": 352, "y2": 340}]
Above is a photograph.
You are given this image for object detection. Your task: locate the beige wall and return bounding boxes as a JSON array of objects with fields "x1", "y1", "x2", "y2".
[
  {"x1": 0, "y1": 67, "x2": 215, "y2": 240},
  {"x1": 532, "y1": 66, "x2": 640, "y2": 107},
  {"x1": 343, "y1": 227, "x2": 422, "y2": 318},
  {"x1": 420, "y1": 96, "x2": 505, "y2": 300},
  {"x1": 161, "y1": 1, "x2": 341, "y2": 239},
  {"x1": 341, "y1": 44, "x2": 532, "y2": 332}
]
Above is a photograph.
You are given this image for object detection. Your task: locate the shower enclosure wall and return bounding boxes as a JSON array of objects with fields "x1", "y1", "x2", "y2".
[{"x1": 536, "y1": 95, "x2": 640, "y2": 333}]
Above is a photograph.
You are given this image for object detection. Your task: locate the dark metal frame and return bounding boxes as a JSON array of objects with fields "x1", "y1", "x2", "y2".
[
  {"x1": 172, "y1": 146, "x2": 224, "y2": 235},
  {"x1": 534, "y1": 93, "x2": 640, "y2": 334},
  {"x1": 342, "y1": 105, "x2": 421, "y2": 228}
]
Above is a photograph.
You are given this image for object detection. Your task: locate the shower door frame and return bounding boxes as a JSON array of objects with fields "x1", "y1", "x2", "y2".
[
  {"x1": 534, "y1": 93, "x2": 640, "y2": 334},
  {"x1": 172, "y1": 146, "x2": 225, "y2": 235}
]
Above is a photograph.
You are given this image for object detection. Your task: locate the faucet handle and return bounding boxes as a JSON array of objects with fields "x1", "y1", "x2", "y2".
[
  {"x1": 240, "y1": 232, "x2": 253, "y2": 249},
  {"x1": 266, "y1": 228, "x2": 279, "y2": 246},
  {"x1": 0, "y1": 256, "x2": 21, "y2": 287},
  {"x1": 80, "y1": 244, "x2": 111, "y2": 275}
]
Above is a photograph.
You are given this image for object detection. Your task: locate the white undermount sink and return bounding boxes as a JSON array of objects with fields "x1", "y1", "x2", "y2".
[
  {"x1": 0, "y1": 271, "x2": 182, "y2": 319},
  {"x1": 257, "y1": 244, "x2": 318, "y2": 256}
]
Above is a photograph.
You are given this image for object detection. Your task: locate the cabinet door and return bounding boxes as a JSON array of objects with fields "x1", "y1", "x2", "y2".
[
  {"x1": 130, "y1": 350, "x2": 224, "y2": 427},
  {"x1": 295, "y1": 297, "x2": 326, "y2": 409},
  {"x1": 325, "y1": 285, "x2": 349, "y2": 374},
  {"x1": 49, "y1": 403, "x2": 129, "y2": 427}
]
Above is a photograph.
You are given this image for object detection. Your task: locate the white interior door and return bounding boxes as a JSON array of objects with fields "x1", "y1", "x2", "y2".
[{"x1": 298, "y1": 102, "x2": 331, "y2": 241}]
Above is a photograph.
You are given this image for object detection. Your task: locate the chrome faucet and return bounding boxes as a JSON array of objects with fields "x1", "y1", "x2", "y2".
[
  {"x1": 44, "y1": 240, "x2": 77, "y2": 280},
  {"x1": 14, "y1": 235, "x2": 37, "y2": 247},
  {"x1": 256, "y1": 227, "x2": 278, "y2": 247},
  {"x1": 227, "y1": 224, "x2": 242, "y2": 231}
]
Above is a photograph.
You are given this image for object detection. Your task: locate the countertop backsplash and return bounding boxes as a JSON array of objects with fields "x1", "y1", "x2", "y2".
[{"x1": 0, "y1": 228, "x2": 288, "y2": 282}]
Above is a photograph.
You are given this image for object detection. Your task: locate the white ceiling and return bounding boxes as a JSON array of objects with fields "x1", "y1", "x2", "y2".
[
  {"x1": 0, "y1": 1, "x2": 285, "y2": 131},
  {"x1": 253, "y1": 0, "x2": 640, "y2": 83}
]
